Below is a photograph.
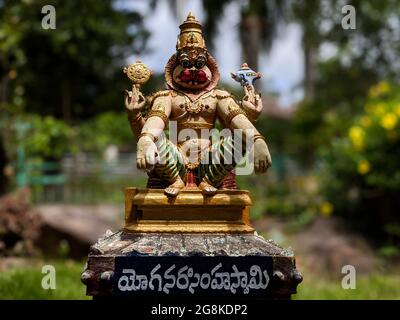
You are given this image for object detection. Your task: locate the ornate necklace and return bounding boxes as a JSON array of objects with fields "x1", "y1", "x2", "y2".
[{"x1": 183, "y1": 96, "x2": 204, "y2": 114}]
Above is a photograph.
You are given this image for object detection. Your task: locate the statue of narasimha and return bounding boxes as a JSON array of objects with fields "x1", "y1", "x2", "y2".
[
  {"x1": 81, "y1": 13, "x2": 302, "y2": 300},
  {"x1": 124, "y1": 12, "x2": 271, "y2": 197}
]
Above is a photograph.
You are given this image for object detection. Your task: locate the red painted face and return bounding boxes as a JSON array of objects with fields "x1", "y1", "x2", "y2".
[
  {"x1": 171, "y1": 49, "x2": 212, "y2": 90},
  {"x1": 173, "y1": 65, "x2": 212, "y2": 90}
]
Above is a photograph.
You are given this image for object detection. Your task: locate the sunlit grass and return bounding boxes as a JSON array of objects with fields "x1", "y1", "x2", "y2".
[
  {"x1": 294, "y1": 272, "x2": 400, "y2": 300},
  {"x1": 1, "y1": 260, "x2": 399, "y2": 299},
  {"x1": 0, "y1": 260, "x2": 89, "y2": 300}
]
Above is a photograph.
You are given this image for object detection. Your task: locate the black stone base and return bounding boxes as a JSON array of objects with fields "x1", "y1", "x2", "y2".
[{"x1": 81, "y1": 231, "x2": 302, "y2": 300}]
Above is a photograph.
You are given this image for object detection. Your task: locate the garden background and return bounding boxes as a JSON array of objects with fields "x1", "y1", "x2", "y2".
[{"x1": 1, "y1": 0, "x2": 399, "y2": 299}]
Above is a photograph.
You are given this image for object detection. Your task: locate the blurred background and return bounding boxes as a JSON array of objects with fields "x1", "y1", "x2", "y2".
[{"x1": 0, "y1": 0, "x2": 399, "y2": 299}]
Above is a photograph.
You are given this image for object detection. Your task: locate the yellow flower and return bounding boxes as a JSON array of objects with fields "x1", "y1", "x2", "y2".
[
  {"x1": 357, "y1": 160, "x2": 371, "y2": 175},
  {"x1": 360, "y1": 116, "x2": 372, "y2": 127},
  {"x1": 365, "y1": 103, "x2": 385, "y2": 115},
  {"x1": 374, "y1": 103, "x2": 386, "y2": 116},
  {"x1": 380, "y1": 113, "x2": 398, "y2": 130},
  {"x1": 348, "y1": 126, "x2": 365, "y2": 150},
  {"x1": 395, "y1": 104, "x2": 400, "y2": 117},
  {"x1": 379, "y1": 81, "x2": 390, "y2": 93},
  {"x1": 320, "y1": 202, "x2": 333, "y2": 217},
  {"x1": 368, "y1": 81, "x2": 390, "y2": 98}
]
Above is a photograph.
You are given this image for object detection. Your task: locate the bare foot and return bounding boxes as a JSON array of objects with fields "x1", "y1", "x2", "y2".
[
  {"x1": 199, "y1": 179, "x2": 217, "y2": 196},
  {"x1": 164, "y1": 177, "x2": 185, "y2": 197}
]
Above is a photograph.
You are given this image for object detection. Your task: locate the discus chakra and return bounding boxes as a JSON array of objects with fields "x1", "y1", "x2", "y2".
[{"x1": 123, "y1": 60, "x2": 152, "y2": 85}]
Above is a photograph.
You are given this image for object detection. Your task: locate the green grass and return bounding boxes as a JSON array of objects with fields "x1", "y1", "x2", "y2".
[
  {"x1": 1, "y1": 260, "x2": 399, "y2": 299},
  {"x1": 0, "y1": 260, "x2": 89, "y2": 300},
  {"x1": 294, "y1": 273, "x2": 400, "y2": 300}
]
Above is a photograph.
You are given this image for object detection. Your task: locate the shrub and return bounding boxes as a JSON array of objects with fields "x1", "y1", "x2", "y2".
[
  {"x1": 78, "y1": 112, "x2": 132, "y2": 154},
  {"x1": 22, "y1": 114, "x2": 77, "y2": 161},
  {"x1": 321, "y1": 81, "x2": 400, "y2": 249}
]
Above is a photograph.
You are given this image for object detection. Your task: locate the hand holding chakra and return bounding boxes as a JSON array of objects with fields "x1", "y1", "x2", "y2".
[{"x1": 123, "y1": 60, "x2": 152, "y2": 113}]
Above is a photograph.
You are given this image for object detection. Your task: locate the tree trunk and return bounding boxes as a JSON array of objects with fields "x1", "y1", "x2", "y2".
[
  {"x1": 240, "y1": 14, "x2": 261, "y2": 90},
  {"x1": 0, "y1": 74, "x2": 9, "y2": 105},
  {"x1": 0, "y1": 72, "x2": 10, "y2": 194},
  {"x1": 0, "y1": 137, "x2": 9, "y2": 195},
  {"x1": 303, "y1": 40, "x2": 316, "y2": 102},
  {"x1": 61, "y1": 78, "x2": 72, "y2": 123}
]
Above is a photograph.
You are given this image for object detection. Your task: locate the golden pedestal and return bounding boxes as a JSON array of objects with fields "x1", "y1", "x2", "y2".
[{"x1": 124, "y1": 187, "x2": 255, "y2": 233}]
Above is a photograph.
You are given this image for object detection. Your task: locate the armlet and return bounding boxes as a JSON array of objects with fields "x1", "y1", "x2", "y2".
[
  {"x1": 146, "y1": 109, "x2": 169, "y2": 126},
  {"x1": 147, "y1": 90, "x2": 171, "y2": 106},
  {"x1": 225, "y1": 103, "x2": 247, "y2": 127}
]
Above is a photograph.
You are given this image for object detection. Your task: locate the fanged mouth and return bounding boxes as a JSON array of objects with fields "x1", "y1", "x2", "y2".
[
  {"x1": 178, "y1": 69, "x2": 209, "y2": 85},
  {"x1": 184, "y1": 80, "x2": 203, "y2": 86}
]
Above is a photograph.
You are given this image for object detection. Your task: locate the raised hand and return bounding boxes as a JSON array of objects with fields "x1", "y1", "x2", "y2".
[
  {"x1": 124, "y1": 84, "x2": 146, "y2": 112},
  {"x1": 242, "y1": 85, "x2": 263, "y2": 121}
]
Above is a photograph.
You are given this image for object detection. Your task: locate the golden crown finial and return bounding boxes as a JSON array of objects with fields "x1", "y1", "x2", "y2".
[
  {"x1": 187, "y1": 12, "x2": 195, "y2": 21},
  {"x1": 176, "y1": 12, "x2": 206, "y2": 51}
]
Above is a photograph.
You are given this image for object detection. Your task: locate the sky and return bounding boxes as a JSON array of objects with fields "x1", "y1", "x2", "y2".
[{"x1": 122, "y1": 0, "x2": 305, "y2": 107}]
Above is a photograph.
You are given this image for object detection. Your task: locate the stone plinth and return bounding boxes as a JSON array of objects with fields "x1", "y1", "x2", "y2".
[
  {"x1": 81, "y1": 188, "x2": 302, "y2": 299},
  {"x1": 81, "y1": 231, "x2": 302, "y2": 299}
]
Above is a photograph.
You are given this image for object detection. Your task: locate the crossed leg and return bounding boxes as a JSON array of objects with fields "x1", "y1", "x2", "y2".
[
  {"x1": 198, "y1": 133, "x2": 248, "y2": 195},
  {"x1": 153, "y1": 135, "x2": 186, "y2": 197},
  {"x1": 153, "y1": 134, "x2": 246, "y2": 197}
]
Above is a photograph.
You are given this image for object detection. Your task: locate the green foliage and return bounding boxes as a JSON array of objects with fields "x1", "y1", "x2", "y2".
[
  {"x1": 291, "y1": 56, "x2": 379, "y2": 165},
  {"x1": 256, "y1": 115, "x2": 294, "y2": 155},
  {"x1": 238, "y1": 173, "x2": 330, "y2": 224},
  {"x1": 22, "y1": 114, "x2": 77, "y2": 160},
  {"x1": 0, "y1": 0, "x2": 148, "y2": 121},
  {"x1": 78, "y1": 111, "x2": 133, "y2": 154},
  {"x1": 0, "y1": 0, "x2": 148, "y2": 192},
  {"x1": 378, "y1": 245, "x2": 400, "y2": 259},
  {"x1": 290, "y1": 0, "x2": 400, "y2": 164},
  {"x1": 321, "y1": 82, "x2": 400, "y2": 244}
]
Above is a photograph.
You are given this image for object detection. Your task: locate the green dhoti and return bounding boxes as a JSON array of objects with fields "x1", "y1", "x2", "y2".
[{"x1": 153, "y1": 134, "x2": 246, "y2": 187}]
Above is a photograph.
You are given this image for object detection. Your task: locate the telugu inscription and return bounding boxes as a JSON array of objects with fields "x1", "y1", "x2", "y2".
[{"x1": 113, "y1": 256, "x2": 273, "y2": 296}]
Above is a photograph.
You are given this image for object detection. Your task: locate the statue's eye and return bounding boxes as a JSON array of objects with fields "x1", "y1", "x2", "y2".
[
  {"x1": 195, "y1": 56, "x2": 206, "y2": 69},
  {"x1": 179, "y1": 53, "x2": 190, "y2": 68},
  {"x1": 181, "y1": 59, "x2": 190, "y2": 68}
]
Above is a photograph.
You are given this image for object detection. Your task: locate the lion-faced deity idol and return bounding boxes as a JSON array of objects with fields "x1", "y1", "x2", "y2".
[{"x1": 124, "y1": 12, "x2": 271, "y2": 197}]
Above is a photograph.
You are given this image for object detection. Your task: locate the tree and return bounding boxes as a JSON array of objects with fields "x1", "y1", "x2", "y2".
[
  {"x1": 0, "y1": 0, "x2": 149, "y2": 122},
  {"x1": 290, "y1": 0, "x2": 400, "y2": 164},
  {"x1": 321, "y1": 82, "x2": 400, "y2": 246},
  {"x1": 0, "y1": 0, "x2": 149, "y2": 194},
  {"x1": 290, "y1": 0, "x2": 321, "y2": 102},
  {"x1": 162, "y1": 0, "x2": 286, "y2": 80},
  {"x1": 202, "y1": 0, "x2": 286, "y2": 75}
]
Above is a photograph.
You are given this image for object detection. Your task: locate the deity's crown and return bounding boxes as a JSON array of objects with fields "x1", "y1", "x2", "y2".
[{"x1": 176, "y1": 12, "x2": 206, "y2": 51}]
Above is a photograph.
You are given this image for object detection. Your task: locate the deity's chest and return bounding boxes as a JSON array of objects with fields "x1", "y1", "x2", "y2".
[{"x1": 170, "y1": 92, "x2": 217, "y2": 124}]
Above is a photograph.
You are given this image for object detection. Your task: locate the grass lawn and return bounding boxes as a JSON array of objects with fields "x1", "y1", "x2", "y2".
[
  {"x1": 294, "y1": 272, "x2": 400, "y2": 300},
  {"x1": 0, "y1": 260, "x2": 399, "y2": 299},
  {"x1": 0, "y1": 260, "x2": 89, "y2": 300}
]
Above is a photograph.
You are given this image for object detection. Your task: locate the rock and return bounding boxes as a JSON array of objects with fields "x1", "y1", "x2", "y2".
[
  {"x1": 0, "y1": 189, "x2": 42, "y2": 256},
  {"x1": 253, "y1": 216, "x2": 376, "y2": 276},
  {"x1": 35, "y1": 204, "x2": 122, "y2": 259},
  {"x1": 293, "y1": 217, "x2": 376, "y2": 275}
]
